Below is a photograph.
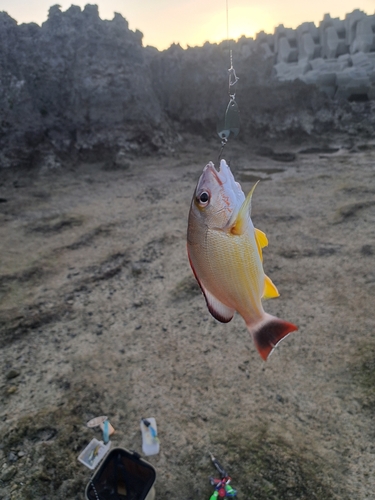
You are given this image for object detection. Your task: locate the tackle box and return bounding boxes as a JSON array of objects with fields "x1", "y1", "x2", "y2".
[{"x1": 85, "y1": 447, "x2": 156, "y2": 500}]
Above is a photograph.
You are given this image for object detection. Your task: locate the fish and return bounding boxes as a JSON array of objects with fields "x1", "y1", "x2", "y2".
[{"x1": 187, "y1": 159, "x2": 297, "y2": 360}]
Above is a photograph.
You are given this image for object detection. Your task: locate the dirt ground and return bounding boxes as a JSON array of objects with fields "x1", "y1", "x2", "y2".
[{"x1": 0, "y1": 137, "x2": 375, "y2": 500}]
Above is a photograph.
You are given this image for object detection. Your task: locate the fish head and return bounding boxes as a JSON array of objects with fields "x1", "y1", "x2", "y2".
[{"x1": 189, "y1": 159, "x2": 245, "y2": 230}]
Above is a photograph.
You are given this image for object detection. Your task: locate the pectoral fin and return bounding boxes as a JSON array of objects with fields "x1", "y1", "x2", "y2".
[
  {"x1": 262, "y1": 274, "x2": 280, "y2": 300},
  {"x1": 231, "y1": 181, "x2": 259, "y2": 236}
]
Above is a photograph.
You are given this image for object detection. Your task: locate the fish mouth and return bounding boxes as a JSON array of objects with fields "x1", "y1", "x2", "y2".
[
  {"x1": 201, "y1": 160, "x2": 232, "y2": 186},
  {"x1": 197, "y1": 159, "x2": 244, "y2": 211}
]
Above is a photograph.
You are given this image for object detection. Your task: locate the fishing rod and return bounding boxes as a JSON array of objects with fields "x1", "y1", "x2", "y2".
[{"x1": 208, "y1": 451, "x2": 237, "y2": 498}]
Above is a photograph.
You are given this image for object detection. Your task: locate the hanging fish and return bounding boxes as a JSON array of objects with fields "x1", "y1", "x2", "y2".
[{"x1": 187, "y1": 159, "x2": 297, "y2": 360}]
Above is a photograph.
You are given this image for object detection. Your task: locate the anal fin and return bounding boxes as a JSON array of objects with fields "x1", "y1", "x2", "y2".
[
  {"x1": 188, "y1": 249, "x2": 235, "y2": 323},
  {"x1": 201, "y1": 285, "x2": 235, "y2": 323}
]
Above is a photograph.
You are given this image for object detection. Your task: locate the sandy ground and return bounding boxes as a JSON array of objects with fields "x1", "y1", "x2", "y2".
[{"x1": 0, "y1": 137, "x2": 375, "y2": 500}]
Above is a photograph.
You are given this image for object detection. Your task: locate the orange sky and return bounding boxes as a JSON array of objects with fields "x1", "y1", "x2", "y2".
[{"x1": 1, "y1": 0, "x2": 374, "y2": 50}]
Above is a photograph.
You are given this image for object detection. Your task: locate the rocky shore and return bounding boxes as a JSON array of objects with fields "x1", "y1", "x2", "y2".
[
  {"x1": 1, "y1": 5, "x2": 375, "y2": 499},
  {"x1": 1, "y1": 5, "x2": 375, "y2": 171},
  {"x1": 1, "y1": 139, "x2": 375, "y2": 499}
]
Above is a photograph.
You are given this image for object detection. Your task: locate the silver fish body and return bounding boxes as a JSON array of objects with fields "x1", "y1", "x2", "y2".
[{"x1": 187, "y1": 159, "x2": 297, "y2": 360}]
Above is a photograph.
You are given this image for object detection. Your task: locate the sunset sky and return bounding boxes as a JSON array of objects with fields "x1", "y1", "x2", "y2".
[{"x1": 1, "y1": 0, "x2": 374, "y2": 50}]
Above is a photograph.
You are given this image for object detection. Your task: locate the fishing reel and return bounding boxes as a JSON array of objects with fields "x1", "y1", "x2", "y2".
[{"x1": 208, "y1": 453, "x2": 237, "y2": 499}]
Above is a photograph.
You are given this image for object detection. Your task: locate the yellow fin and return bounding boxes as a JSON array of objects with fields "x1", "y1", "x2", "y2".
[
  {"x1": 231, "y1": 181, "x2": 259, "y2": 236},
  {"x1": 262, "y1": 274, "x2": 280, "y2": 300},
  {"x1": 255, "y1": 228, "x2": 268, "y2": 248},
  {"x1": 254, "y1": 227, "x2": 268, "y2": 261}
]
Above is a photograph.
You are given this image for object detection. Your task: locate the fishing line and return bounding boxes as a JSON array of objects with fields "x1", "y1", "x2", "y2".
[
  {"x1": 226, "y1": 0, "x2": 229, "y2": 41},
  {"x1": 217, "y1": 0, "x2": 240, "y2": 161}
]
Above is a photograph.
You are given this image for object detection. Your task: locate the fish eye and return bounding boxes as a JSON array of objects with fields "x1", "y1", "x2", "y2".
[{"x1": 197, "y1": 191, "x2": 210, "y2": 206}]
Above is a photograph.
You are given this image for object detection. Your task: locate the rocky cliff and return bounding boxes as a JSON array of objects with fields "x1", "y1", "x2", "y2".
[
  {"x1": 1, "y1": 4, "x2": 375, "y2": 169},
  {"x1": 0, "y1": 4, "x2": 170, "y2": 169}
]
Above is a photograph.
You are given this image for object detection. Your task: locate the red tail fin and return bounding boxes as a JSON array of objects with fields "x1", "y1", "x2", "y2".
[{"x1": 249, "y1": 314, "x2": 298, "y2": 361}]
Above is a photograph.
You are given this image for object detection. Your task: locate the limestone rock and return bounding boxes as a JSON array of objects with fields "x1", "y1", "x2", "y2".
[
  {"x1": 0, "y1": 6, "x2": 170, "y2": 168},
  {"x1": 1, "y1": 5, "x2": 375, "y2": 168}
]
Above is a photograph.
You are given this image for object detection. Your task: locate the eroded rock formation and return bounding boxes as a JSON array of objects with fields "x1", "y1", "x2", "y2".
[
  {"x1": 0, "y1": 5, "x2": 375, "y2": 169},
  {"x1": 0, "y1": 5, "x2": 171, "y2": 168}
]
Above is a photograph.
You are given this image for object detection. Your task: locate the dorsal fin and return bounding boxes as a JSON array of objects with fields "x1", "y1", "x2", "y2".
[
  {"x1": 255, "y1": 228, "x2": 268, "y2": 248},
  {"x1": 230, "y1": 181, "x2": 259, "y2": 236},
  {"x1": 262, "y1": 274, "x2": 280, "y2": 300},
  {"x1": 254, "y1": 227, "x2": 268, "y2": 261}
]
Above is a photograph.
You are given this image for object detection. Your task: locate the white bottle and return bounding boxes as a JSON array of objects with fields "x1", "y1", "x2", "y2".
[{"x1": 140, "y1": 417, "x2": 160, "y2": 456}]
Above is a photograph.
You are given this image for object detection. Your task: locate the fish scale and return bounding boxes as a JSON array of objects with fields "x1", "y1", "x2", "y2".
[{"x1": 205, "y1": 229, "x2": 262, "y2": 321}]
